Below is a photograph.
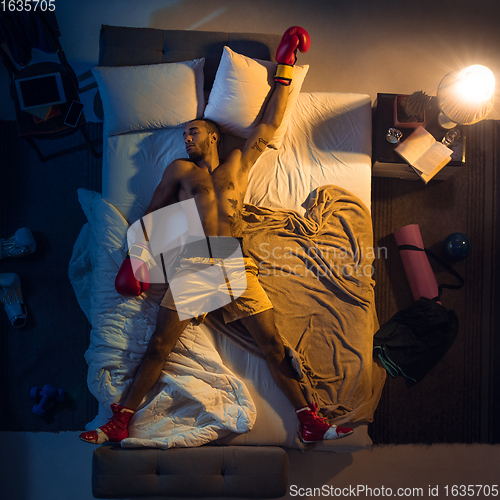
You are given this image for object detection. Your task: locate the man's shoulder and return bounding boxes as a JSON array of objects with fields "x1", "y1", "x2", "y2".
[
  {"x1": 221, "y1": 148, "x2": 243, "y2": 166},
  {"x1": 171, "y1": 158, "x2": 195, "y2": 167},
  {"x1": 167, "y1": 158, "x2": 195, "y2": 172}
]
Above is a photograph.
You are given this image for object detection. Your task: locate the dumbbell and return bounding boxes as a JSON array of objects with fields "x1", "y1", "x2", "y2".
[
  {"x1": 0, "y1": 227, "x2": 36, "y2": 259},
  {"x1": 30, "y1": 384, "x2": 65, "y2": 416}
]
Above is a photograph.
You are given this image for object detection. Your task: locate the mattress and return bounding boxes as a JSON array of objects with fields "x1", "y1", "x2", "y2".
[{"x1": 69, "y1": 90, "x2": 383, "y2": 453}]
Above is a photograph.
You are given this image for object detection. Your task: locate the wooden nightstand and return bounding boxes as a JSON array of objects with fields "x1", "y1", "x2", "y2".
[{"x1": 372, "y1": 93, "x2": 466, "y2": 180}]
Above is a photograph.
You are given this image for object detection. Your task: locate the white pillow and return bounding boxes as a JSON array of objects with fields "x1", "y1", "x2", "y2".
[
  {"x1": 204, "y1": 47, "x2": 308, "y2": 148},
  {"x1": 92, "y1": 59, "x2": 205, "y2": 136}
]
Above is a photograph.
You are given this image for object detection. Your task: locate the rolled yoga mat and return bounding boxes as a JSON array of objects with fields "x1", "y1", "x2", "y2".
[{"x1": 393, "y1": 224, "x2": 440, "y2": 302}]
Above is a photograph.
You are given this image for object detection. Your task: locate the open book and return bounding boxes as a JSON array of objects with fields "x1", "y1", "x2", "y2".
[{"x1": 395, "y1": 126, "x2": 452, "y2": 183}]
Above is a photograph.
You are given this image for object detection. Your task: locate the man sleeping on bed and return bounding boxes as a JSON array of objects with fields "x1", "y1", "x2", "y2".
[{"x1": 80, "y1": 26, "x2": 353, "y2": 446}]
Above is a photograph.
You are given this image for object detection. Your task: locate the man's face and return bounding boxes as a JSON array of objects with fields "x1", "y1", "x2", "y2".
[{"x1": 183, "y1": 121, "x2": 211, "y2": 162}]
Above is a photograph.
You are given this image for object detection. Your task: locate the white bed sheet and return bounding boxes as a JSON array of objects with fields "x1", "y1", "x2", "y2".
[
  {"x1": 77, "y1": 91, "x2": 375, "y2": 452},
  {"x1": 102, "y1": 92, "x2": 372, "y2": 224}
]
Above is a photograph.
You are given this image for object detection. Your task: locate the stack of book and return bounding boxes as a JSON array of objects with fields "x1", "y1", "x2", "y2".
[
  {"x1": 395, "y1": 126, "x2": 452, "y2": 183},
  {"x1": 29, "y1": 105, "x2": 61, "y2": 124}
]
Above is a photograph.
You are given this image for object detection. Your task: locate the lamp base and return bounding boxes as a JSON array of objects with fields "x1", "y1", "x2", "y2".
[{"x1": 437, "y1": 112, "x2": 458, "y2": 129}]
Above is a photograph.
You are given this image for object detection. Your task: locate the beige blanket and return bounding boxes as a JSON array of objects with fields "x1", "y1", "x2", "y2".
[{"x1": 206, "y1": 185, "x2": 386, "y2": 425}]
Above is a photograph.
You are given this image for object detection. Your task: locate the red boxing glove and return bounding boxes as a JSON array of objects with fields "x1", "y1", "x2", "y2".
[
  {"x1": 115, "y1": 244, "x2": 151, "y2": 297},
  {"x1": 275, "y1": 26, "x2": 311, "y2": 86}
]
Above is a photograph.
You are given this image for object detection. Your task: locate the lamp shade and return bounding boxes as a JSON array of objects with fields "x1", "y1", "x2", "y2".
[{"x1": 437, "y1": 65, "x2": 495, "y2": 127}]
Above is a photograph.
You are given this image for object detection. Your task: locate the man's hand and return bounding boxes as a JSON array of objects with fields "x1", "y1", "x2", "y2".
[
  {"x1": 275, "y1": 26, "x2": 311, "y2": 86},
  {"x1": 115, "y1": 243, "x2": 151, "y2": 297}
]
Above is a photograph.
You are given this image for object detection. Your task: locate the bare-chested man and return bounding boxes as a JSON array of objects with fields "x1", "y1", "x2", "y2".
[{"x1": 80, "y1": 26, "x2": 353, "y2": 446}]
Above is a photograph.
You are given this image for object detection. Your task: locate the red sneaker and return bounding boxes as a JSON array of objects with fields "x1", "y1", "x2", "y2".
[
  {"x1": 296, "y1": 403, "x2": 353, "y2": 443},
  {"x1": 79, "y1": 404, "x2": 134, "y2": 444}
]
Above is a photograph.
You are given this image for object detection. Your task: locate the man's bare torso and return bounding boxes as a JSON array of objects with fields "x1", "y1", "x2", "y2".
[{"x1": 169, "y1": 150, "x2": 248, "y2": 237}]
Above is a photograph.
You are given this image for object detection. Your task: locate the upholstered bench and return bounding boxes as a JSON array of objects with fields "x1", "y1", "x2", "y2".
[{"x1": 92, "y1": 445, "x2": 289, "y2": 498}]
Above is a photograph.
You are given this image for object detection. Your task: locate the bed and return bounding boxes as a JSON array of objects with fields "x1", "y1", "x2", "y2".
[{"x1": 69, "y1": 25, "x2": 386, "y2": 494}]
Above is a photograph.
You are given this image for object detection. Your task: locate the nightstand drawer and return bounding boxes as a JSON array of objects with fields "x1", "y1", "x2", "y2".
[{"x1": 373, "y1": 161, "x2": 463, "y2": 180}]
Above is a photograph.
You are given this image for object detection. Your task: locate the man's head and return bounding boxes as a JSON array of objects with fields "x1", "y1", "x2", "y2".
[{"x1": 184, "y1": 119, "x2": 221, "y2": 162}]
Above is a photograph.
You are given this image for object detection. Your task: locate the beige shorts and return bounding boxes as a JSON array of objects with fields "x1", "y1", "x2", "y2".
[{"x1": 160, "y1": 254, "x2": 273, "y2": 324}]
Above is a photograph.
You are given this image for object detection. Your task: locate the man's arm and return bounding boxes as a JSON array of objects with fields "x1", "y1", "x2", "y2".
[
  {"x1": 115, "y1": 160, "x2": 184, "y2": 297},
  {"x1": 143, "y1": 160, "x2": 184, "y2": 216},
  {"x1": 238, "y1": 83, "x2": 289, "y2": 172},
  {"x1": 238, "y1": 26, "x2": 311, "y2": 173}
]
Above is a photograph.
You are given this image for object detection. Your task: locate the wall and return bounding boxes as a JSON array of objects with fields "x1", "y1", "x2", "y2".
[{"x1": 1, "y1": 0, "x2": 500, "y2": 121}]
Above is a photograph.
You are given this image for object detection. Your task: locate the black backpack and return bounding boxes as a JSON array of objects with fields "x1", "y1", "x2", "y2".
[{"x1": 373, "y1": 245, "x2": 464, "y2": 385}]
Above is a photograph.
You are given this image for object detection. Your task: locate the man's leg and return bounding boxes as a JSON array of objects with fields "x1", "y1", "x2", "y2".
[
  {"x1": 79, "y1": 306, "x2": 191, "y2": 444},
  {"x1": 121, "y1": 306, "x2": 192, "y2": 409},
  {"x1": 239, "y1": 309, "x2": 306, "y2": 408},
  {"x1": 239, "y1": 309, "x2": 353, "y2": 442}
]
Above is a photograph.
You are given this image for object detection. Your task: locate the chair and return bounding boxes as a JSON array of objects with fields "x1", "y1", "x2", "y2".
[{"x1": 0, "y1": 11, "x2": 101, "y2": 162}]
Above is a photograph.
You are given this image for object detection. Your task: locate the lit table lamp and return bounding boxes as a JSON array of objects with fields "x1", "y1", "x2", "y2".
[{"x1": 437, "y1": 64, "x2": 495, "y2": 129}]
